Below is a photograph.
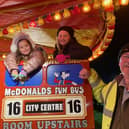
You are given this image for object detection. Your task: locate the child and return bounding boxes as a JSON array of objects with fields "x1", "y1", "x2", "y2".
[{"x1": 4, "y1": 32, "x2": 46, "y2": 82}]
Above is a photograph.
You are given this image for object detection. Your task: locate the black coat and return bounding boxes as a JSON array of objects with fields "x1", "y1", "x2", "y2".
[{"x1": 53, "y1": 38, "x2": 92, "y2": 59}]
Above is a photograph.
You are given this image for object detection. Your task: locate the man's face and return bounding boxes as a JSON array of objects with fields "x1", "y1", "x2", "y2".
[
  {"x1": 119, "y1": 52, "x2": 129, "y2": 78},
  {"x1": 57, "y1": 30, "x2": 71, "y2": 46}
]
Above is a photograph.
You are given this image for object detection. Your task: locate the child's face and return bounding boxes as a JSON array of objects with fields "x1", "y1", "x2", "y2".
[
  {"x1": 18, "y1": 40, "x2": 31, "y2": 55},
  {"x1": 57, "y1": 30, "x2": 71, "y2": 46}
]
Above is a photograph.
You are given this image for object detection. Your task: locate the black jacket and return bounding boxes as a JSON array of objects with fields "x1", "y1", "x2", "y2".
[{"x1": 53, "y1": 38, "x2": 92, "y2": 59}]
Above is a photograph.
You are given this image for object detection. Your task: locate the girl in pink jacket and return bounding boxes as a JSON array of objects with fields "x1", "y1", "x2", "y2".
[{"x1": 4, "y1": 32, "x2": 46, "y2": 82}]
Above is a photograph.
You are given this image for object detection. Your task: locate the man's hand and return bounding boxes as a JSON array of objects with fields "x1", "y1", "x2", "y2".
[{"x1": 79, "y1": 68, "x2": 90, "y2": 79}]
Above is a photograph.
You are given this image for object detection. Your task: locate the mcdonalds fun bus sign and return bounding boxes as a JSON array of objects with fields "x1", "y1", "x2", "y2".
[{"x1": 0, "y1": 59, "x2": 94, "y2": 129}]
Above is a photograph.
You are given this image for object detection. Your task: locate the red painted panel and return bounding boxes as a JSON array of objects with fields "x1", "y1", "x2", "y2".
[{"x1": 0, "y1": 60, "x2": 95, "y2": 129}]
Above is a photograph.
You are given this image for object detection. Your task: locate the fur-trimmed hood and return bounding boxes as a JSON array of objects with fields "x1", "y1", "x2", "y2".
[{"x1": 10, "y1": 32, "x2": 35, "y2": 53}]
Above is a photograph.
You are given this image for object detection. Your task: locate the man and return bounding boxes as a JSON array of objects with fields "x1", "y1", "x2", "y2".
[{"x1": 88, "y1": 43, "x2": 129, "y2": 129}]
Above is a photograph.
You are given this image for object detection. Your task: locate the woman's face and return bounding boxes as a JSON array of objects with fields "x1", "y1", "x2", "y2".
[
  {"x1": 119, "y1": 52, "x2": 129, "y2": 78},
  {"x1": 57, "y1": 30, "x2": 71, "y2": 46},
  {"x1": 18, "y1": 40, "x2": 31, "y2": 55}
]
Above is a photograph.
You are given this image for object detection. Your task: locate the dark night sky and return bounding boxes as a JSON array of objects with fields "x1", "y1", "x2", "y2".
[{"x1": 90, "y1": 5, "x2": 129, "y2": 83}]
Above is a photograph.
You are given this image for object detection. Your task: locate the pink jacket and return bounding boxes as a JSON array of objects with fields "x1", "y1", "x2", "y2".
[
  {"x1": 4, "y1": 32, "x2": 45, "y2": 74},
  {"x1": 4, "y1": 49, "x2": 45, "y2": 74}
]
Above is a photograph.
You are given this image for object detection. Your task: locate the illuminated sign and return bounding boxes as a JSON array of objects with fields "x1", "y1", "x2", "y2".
[{"x1": 0, "y1": 60, "x2": 94, "y2": 129}]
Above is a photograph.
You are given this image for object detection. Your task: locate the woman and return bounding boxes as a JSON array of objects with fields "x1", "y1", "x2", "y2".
[
  {"x1": 54, "y1": 26, "x2": 92, "y2": 59},
  {"x1": 53, "y1": 26, "x2": 92, "y2": 79}
]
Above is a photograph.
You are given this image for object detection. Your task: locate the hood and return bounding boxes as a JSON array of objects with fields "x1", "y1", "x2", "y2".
[{"x1": 10, "y1": 32, "x2": 35, "y2": 53}]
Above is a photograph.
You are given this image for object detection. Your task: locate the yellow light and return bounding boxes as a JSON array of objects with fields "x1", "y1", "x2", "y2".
[
  {"x1": 88, "y1": 57, "x2": 93, "y2": 61},
  {"x1": 0, "y1": 31, "x2": 3, "y2": 37},
  {"x1": 120, "y1": 0, "x2": 129, "y2": 5},
  {"x1": 2, "y1": 54, "x2": 6, "y2": 59},
  {"x1": 93, "y1": 54, "x2": 98, "y2": 58},
  {"x1": 63, "y1": 9, "x2": 71, "y2": 18},
  {"x1": 93, "y1": 0, "x2": 101, "y2": 9},
  {"x1": 54, "y1": 12, "x2": 61, "y2": 21},
  {"x1": 102, "y1": 0, "x2": 113, "y2": 8},
  {"x1": 48, "y1": 56, "x2": 51, "y2": 59},
  {"x1": 15, "y1": 24, "x2": 21, "y2": 31},
  {"x1": 82, "y1": 3, "x2": 91, "y2": 12},
  {"x1": 37, "y1": 17, "x2": 44, "y2": 25},
  {"x1": 98, "y1": 50, "x2": 103, "y2": 55},
  {"x1": 48, "y1": 55, "x2": 53, "y2": 59},
  {"x1": 8, "y1": 26, "x2": 15, "y2": 33}
]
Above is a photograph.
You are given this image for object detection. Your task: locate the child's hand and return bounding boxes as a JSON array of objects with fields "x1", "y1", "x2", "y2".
[
  {"x1": 19, "y1": 69, "x2": 27, "y2": 81},
  {"x1": 11, "y1": 69, "x2": 19, "y2": 80}
]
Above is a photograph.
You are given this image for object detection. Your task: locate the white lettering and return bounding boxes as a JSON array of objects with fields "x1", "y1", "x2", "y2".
[
  {"x1": 3, "y1": 122, "x2": 32, "y2": 129},
  {"x1": 70, "y1": 86, "x2": 84, "y2": 94},
  {"x1": 55, "y1": 87, "x2": 67, "y2": 94},
  {"x1": 5, "y1": 87, "x2": 52, "y2": 96}
]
